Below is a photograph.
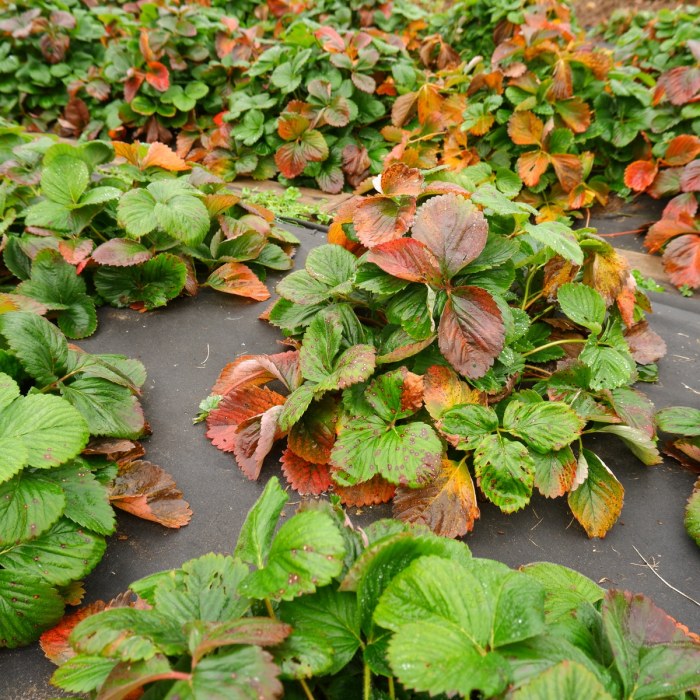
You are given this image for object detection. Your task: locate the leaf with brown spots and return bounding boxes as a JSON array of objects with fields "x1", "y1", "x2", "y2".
[
  {"x1": 280, "y1": 449, "x2": 333, "y2": 495},
  {"x1": 532, "y1": 446, "x2": 578, "y2": 498},
  {"x1": 109, "y1": 460, "x2": 192, "y2": 528},
  {"x1": 392, "y1": 458, "x2": 480, "y2": 538}
]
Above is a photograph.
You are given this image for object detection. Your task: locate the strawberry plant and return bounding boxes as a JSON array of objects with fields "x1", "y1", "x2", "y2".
[
  {"x1": 204, "y1": 164, "x2": 667, "y2": 540},
  {"x1": 0, "y1": 310, "x2": 190, "y2": 648},
  {"x1": 44, "y1": 477, "x2": 700, "y2": 699},
  {"x1": 0, "y1": 134, "x2": 300, "y2": 332},
  {"x1": 655, "y1": 406, "x2": 700, "y2": 547}
]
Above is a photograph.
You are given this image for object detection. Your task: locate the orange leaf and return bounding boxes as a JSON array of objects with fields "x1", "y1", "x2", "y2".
[
  {"x1": 423, "y1": 364, "x2": 485, "y2": 421},
  {"x1": 549, "y1": 58, "x2": 573, "y2": 100},
  {"x1": 583, "y1": 245, "x2": 630, "y2": 306},
  {"x1": 391, "y1": 91, "x2": 418, "y2": 127},
  {"x1": 142, "y1": 142, "x2": 190, "y2": 171},
  {"x1": 681, "y1": 160, "x2": 700, "y2": 192},
  {"x1": 663, "y1": 234, "x2": 700, "y2": 289},
  {"x1": 624, "y1": 160, "x2": 658, "y2": 192},
  {"x1": 417, "y1": 83, "x2": 443, "y2": 125},
  {"x1": 206, "y1": 262, "x2": 270, "y2": 301},
  {"x1": 380, "y1": 162, "x2": 424, "y2": 197},
  {"x1": 145, "y1": 61, "x2": 169, "y2": 92},
  {"x1": 550, "y1": 153, "x2": 583, "y2": 193},
  {"x1": 110, "y1": 460, "x2": 192, "y2": 528},
  {"x1": 112, "y1": 141, "x2": 142, "y2": 167},
  {"x1": 662, "y1": 135, "x2": 700, "y2": 167},
  {"x1": 508, "y1": 111, "x2": 544, "y2": 146},
  {"x1": 392, "y1": 458, "x2": 480, "y2": 538},
  {"x1": 644, "y1": 212, "x2": 697, "y2": 253},
  {"x1": 333, "y1": 475, "x2": 396, "y2": 507},
  {"x1": 281, "y1": 449, "x2": 333, "y2": 495},
  {"x1": 212, "y1": 351, "x2": 301, "y2": 397},
  {"x1": 555, "y1": 97, "x2": 591, "y2": 134},
  {"x1": 517, "y1": 150, "x2": 550, "y2": 187}
]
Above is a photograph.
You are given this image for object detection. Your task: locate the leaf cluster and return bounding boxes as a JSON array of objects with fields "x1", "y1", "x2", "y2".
[{"x1": 47, "y1": 478, "x2": 700, "y2": 699}]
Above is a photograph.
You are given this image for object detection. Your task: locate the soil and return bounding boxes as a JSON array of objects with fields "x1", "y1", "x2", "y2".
[{"x1": 572, "y1": 0, "x2": 690, "y2": 27}]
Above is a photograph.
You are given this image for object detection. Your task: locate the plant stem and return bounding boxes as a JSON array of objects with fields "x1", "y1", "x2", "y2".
[
  {"x1": 597, "y1": 226, "x2": 648, "y2": 237},
  {"x1": 523, "y1": 291, "x2": 544, "y2": 310},
  {"x1": 299, "y1": 679, "x2": 316, "y2": 700},
  {"x1": 521, "y1": 337, "x2": 587, "y2": 358},
  {"x1": 264, "y1": 598, "x2": 276, "y2": 619},
  {"x1": 364, "y1": 664, "x2": 372, "y2": 700},
  {"x1": 388, "y1": 676, "x2": 396, "y2": 700},
  {"x1": 520, "y1": 268, "x2": 536, "y2": 309}
]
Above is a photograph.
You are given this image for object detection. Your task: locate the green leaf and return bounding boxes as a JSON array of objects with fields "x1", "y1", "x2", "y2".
[
  {"x1": 521, "y1": 562, "x2": 604, "y2": 622},
  {"x1": 567, "y1": 449, "x2": 624, "y2": 538},
  {"x1": 233, "y1": 109, "x2": 265, "y2": 146},
  {"x1": 278, "y1": 586, "x2": 361, "y2": 676},
  {"x1": 278, "y1": 383, "x2": 316, "y2": 432},
  {"x1": 473, "y1": 433, "x2": 535, "y2": 512},
  {"x1": 510, "y1": 661, "x2": 614, "y2": 700},
  {"x1": 273, "y1": 629, "x2": 334, "y2": 679},
  {"x1": 580, "y1": 341, "x2": 635, "y2": 391},
  {"x1": 0, "y1": 312, "x2": 68, "y2": 387},
  {"x1": 138, "y1": 554, "x2": 251, "y2": 625},
  {"x1": 300, "y1": 311, "x2": 342, "y2": 383},
  {"x1": 117, "y1": 188, "x2": 158, "y2": 238},
  {"x1": 557, "y1": 283, "x2": 606, "y2": 334},
  {"x1": 0, "y1": 571, "x2": 64, "y2": 648},
  {"x1": 239, "y1": 510, "x2": 345, "y2": 601},
  {"x1": 685, "y1": 482, "x2": 700, "y2": 546},
  {"x1": 531, "y1": 446, "x2": 578, "y2": 498},
  {"x1": 234, "y1": 477, "x2": 289, "y2": 569},
  {"x1": 60, "y1": 377, "x2": 145, "y2": 439},
  {"x1": 655, "y1": 407, "x2": 700, "y2": 437},
  {"x1": 0, "y1": 388, "x2": 89, "y2": 482},
  {"x1": 503, "y1": 400, "x2": 585, "y2": 453},
  {"x1": 277, "y1": 270, "x2": 332, "y2": 305},
  {"x1": 41, "y1": 155, "x2": 89, "y2": 206},
  {"x1": 154, "y1": 193, "x2": 210, "y2": 246},
  {"x1": 0, "y1": 517, "x2": 105, "y2": 586},
  {"x1": 0, "y1": 471, "x2": 65, "y2": 546},
  {"x1": 439, "y1": 404, "x2": 499, "y2": 448},
  {"x1": 525, "y1": 222, "x2": 584, "y2": 266},
  {"x1": 386, "y1": 285, "x2": 434, "y2": 340},
  {"x1": 306, "y1": 245, "x2": 357, "y2": 287},
  {"x1": 331, "y1": 416, "x2": 442, "y2": 487},
  {"x1": 16, "y1": 250, "x2": 97, "y2": 339},
  {"x1": 51, "y1": 655, "x2": 118, "y2": 693},
  {"x1": 594, "y1": 425, "x2": 661, "y2": 465},
  {"x1": 93, "y1": 253, "x2": 187, "y2": 310},
  {"x1": 45, "y1": 461, "x2": 115, "y2": 536}
]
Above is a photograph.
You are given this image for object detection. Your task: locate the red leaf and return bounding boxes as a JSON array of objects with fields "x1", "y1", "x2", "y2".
[
  {"x1": 550, "y1": 153, "x2": 583, "y2": 193},
  {"x1": 393, "y1": 458, "x2": 479, "y2": 538},
  {"x1": 438, "y1": 286, "x2": 505, "y2": 379},
  {"x1": 333, "y1": 475, "x2": 396, "y2": 507},
  {"x1": 212, "y1": 351, "x2": 301, "y2": 396},
  {"x1": 681, "y1": 161, "x2": 700, "y2": 193},
  {"x1": 233, "y1": 404, "x2": 285, "y2": 480},
  {"x1": 517, "y1": 150, "x2": 550, "y2": 187},
  {"x1": 411, "y1": 194, "x2": 488, "y2": 279},
  {"x1": 145, "y1": 62, "x2": 169, "y2": 92},
  {"x1": 654, "y1": 66, "x2": 700, "y2": 106},
  {"x1": 207, "y1": 386, "x2": 286, "y2": 453},
  {"x1": 662, "y1": 234, "x2": 700, "y2": 289},
  {"x1": 662, "y1": 135, "x2": 700, "y2": 167},
  {"x1": 124, "y1": 72, "x2": 145, "y2": 103},
  {"x1": 110, "y1": 460, "x2": 192, "y2": 528},
  {"x1": 92, "y1": 238, "x2": 152, "y2": 267},
  {"x1": 380, "y1": 163, "x2": 424, "y2": 197},
  {"x1": 58, "y1": 239, "x2": 94, "y2": 267},
  {"x1": 624, "y1": 160, "x2": 659, "y2": 192},
  {"x1": 315, "y1": 26, "x2": 345, "y2": 53},
  {"x1": 508, "y1": 111, "x2": 544, "y2": 146},
  {"x1": 353, "y1": 195, "x2": 417, "y2": 247},
  {"x1": 663, "y1": 192, "x2": 698, "y2": 221},
  {"x1": 281, "y1": 449, "x2": 333, "y2": 495},
  {"x1": 206, "y1": 262, "x2": 270, "y2": 301},
  {"x1": 366, "y1": 238, "x2": 441, "y2": 284},
  {"x1": 40, "y1": 592, "x2": 138, "y2": 665},
  {"x1": 644, "y1": 212, "x2": 697, "y2": 253}
]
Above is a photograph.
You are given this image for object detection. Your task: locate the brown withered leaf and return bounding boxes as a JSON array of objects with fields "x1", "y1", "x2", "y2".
[
  {"x1": 110, "y1": 460, "x2": 192, "y2": 528},
  {"x1": 232, "y1": 404, "x2": 285, "y2": 480},
  {"x1": 663, "y1": 438, "x2": 700, "y2": 473},
  {"x1": 40, "y1": 592, "x2": 141, "y2": 665},
  {"x1": 333, "y1": 475, "x2": 396, "y2": 507},
  {"x1": 583, "y1": 245, "x2": 630, "y2": 306},
  {"x1": 82, "y1": 438, "x2": 146, "y2": 464},
  {"x1": 392, "y1": 459, "x2": 480, "y2": 538},
  {"x1": 543, "y1": 255, "x2": 580, "y2": 301},
  {"x1": 281, "y1": 449, "x2": 333, "y2": 495},
  {"x1": 624, "y1": 321, "x2": 667, "y2": 365}
]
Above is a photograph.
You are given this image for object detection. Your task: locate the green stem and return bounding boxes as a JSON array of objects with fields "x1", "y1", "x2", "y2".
[
  {"x1": 364, "y1": 664, "x2": 372, "y2": 700},
  {"x1": 388, "y1": 676, "x2": 396, "y2": 700},
  {"x1": 299, "y1": 679, "x2": 316, "y2": 700},
  {"x1": 38, "y1": 369, "x2": 83, "y2": 393},
  {"x1": 520, "y1": 268, "x2": 536, "y2": 310},
  {"x1": 531, "y1": 304, "x2": 555, "y2": 322},
  {"x1": 521, "y1": 337, "x2": 587, "y2": 358}
]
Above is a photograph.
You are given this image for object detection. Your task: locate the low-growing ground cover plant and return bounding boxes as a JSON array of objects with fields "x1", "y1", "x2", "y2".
[
  {"x1": 43, "y1": 477, "x2": 700, "y2": 699},
  {"x1": 0, "y1": 129, "x2": 300, "y2": 336},
  {"x1": 0, "y1": 311, "x2": 191, "y2": 649},
  {"x1": 204, "y1": 163, "x2": 670, "y2": 540},
  {"x1": 655, "y1": 406, "x2": 700, "y2": 547}
]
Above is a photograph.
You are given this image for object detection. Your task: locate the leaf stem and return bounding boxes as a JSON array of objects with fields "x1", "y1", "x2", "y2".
[
  {"x1": 520, "y1": 268, "x2": 536, "y2": 309},
  {"x1": 521, "y1": 337, "x2": 587, "y2": 358},
  {"x1": 263, "y1": 597, "x2": 276, "y2": 620},
  {"x1": 388, "y1": 676, "x2": 396, "y2": 700},
  {"x1": 364, "y1": 664, "x2": 372, "y2": 700},
  {"x1": 299, "y1": 679, "x2": 316, "y2": 700}
]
